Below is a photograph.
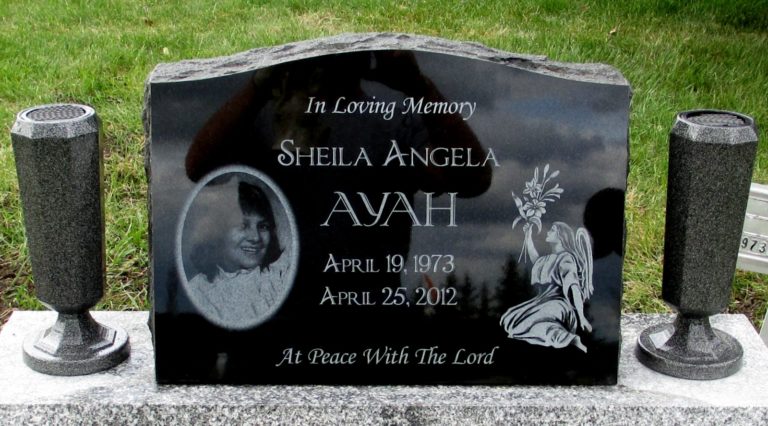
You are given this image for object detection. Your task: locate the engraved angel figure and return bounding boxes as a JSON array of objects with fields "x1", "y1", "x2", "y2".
[{"x1": 501, "y1": 166, "x2": 594, "y2": 353}]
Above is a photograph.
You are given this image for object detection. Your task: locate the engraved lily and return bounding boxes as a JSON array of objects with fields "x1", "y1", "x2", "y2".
[
  {"x1": 512, "y1": 164, "x2": 563, "y2": 263},
  {"x1": 522, "y1": 199, "x2": 547, "y2": 218},
  {"x1": 523, "y1": 179, "x2": 542, "y2": 197}
]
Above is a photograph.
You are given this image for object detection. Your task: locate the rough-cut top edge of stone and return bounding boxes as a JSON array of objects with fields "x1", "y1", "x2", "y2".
[{"x1": 147, "y1": 32, "x2": 629, "y2": 86}]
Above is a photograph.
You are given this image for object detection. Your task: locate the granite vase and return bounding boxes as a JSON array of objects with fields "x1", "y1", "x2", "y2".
[
  {"x1": 636, "y1": 110, "x2": 759, "y2": 379},
  {"x1": 11, "y1": 104, "x2": 130, "y2": 376}
]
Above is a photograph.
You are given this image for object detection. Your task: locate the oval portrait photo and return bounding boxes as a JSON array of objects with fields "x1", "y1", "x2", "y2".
[{"x1": 176, "y1": 166, "x2": 298, "y2": 330}]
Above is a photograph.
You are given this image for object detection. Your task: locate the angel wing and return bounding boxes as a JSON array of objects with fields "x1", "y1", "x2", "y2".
[{"x1": 574, "y1": 227, "x2": 594, "y2": 300}]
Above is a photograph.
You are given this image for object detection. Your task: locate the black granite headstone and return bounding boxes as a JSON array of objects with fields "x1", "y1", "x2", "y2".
[{"x1": 145, "y1": 34, "x2": 630, "y2": 385}]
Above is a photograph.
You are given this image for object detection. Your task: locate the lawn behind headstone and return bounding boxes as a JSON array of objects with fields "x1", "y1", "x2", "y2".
[{"x1": 0, "y1": 0, "x2": 766, "y2": 326}]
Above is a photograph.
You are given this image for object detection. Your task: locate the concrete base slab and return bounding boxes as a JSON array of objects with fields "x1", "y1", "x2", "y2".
[{"x1": 1, "y1": 311, "x2": 768, "y2": 424}]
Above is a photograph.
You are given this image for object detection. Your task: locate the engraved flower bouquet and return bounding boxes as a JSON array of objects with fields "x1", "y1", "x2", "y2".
[{"x1": 511, "y1": 164, "x2": 563, "y2": 263}]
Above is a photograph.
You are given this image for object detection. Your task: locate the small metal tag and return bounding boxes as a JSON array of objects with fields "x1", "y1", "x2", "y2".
[
  {"x1": 735, "y1": 183, "x2": 768, "y2": 346},
  {"x1": 737, "y1": 183, "x2": 768, "y2": 274}
]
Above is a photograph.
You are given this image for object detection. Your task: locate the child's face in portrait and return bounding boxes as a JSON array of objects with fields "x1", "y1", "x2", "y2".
[{"x1": 224, "y1": 212, "x2": 271, "y2": 271}]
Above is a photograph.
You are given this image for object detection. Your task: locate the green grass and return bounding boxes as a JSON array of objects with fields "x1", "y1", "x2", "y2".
[{"x1": 1, "y1": 0, "x2": 767, "y2": 325}]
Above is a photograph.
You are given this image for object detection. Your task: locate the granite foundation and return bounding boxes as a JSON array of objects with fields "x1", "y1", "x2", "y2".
[{"x1": 1, "y1": 311, "x2": 767, "y2": 424}]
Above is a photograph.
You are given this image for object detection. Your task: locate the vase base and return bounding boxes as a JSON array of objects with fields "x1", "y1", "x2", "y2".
[
  {"x1": 23, "y1": 312, "x2": 130, "y2": 376},
  {"x1": 636, "y1": 318, "x2": 742, "y2": 380}
]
